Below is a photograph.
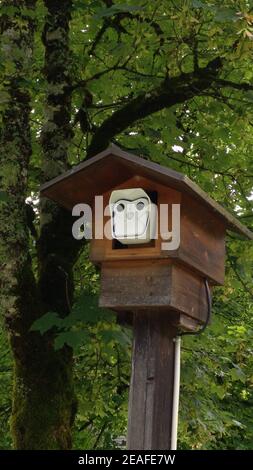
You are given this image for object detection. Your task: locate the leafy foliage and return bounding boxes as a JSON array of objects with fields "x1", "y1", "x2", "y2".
[{"x1": 31, "y1": 292, "x2": 129, "y2": 353}]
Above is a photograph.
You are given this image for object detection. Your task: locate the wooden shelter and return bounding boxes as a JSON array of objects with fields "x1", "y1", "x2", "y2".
[
  {"x1": 40, "y1": 144, "x2": 253, "y2": 450},
  {"x1": 41, "y1": 144, "x2": 252, "y2": 331}
]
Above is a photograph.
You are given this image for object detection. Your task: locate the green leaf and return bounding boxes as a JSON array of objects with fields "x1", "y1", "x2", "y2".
[
  {"x1": 93, "y1": 4, "x2": 143, "y2": 19},
  {"x1": 62, "y1": 294, "x2": 114, "y2": 326},
  {"x1": 191, "y1": 0, "x2": 205, "y2": 8},
  {"x1": 0, "y1": 91, "x2": 10, "y2": 105},
  {"x1": 54, "y1": 330, "x2": 89, "y2": 351},
  {"x1": 0, "y1": 191, "x2": 10, "y2": 203},
  {"x1": 230, "y1": 367, "x2": 246, "y2": 383},
  {"x1": 100, "y1": 329, "x2": 131, "y2": 347},
  {"x1": 30, "y1": 312, "x2": 61, "y2": 334},
  {"x1": 214, "y1": 9, "x2": 238, "y2": 23},
  {"x1": 20, "y1": 7, "x2": 37, "y2": 19},
  {"x1": 0, "y1": 6, "x2": 19, "y2": 16},
  {"x1": 244, "y1": 91, "x2": 253, "y2": 103},
  {"x1": 232, "y1": 419, "x2": 245, "y2": 429}
]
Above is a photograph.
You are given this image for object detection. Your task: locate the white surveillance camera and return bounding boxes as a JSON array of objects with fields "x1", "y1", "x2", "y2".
[{"x1": 109, "y1": 188, "x2": 156, "y2": 244}]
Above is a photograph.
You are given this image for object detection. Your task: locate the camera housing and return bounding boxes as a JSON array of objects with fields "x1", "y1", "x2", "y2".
[{"x1": 109, "y1": 188, "x2": 157, "y2": 244}]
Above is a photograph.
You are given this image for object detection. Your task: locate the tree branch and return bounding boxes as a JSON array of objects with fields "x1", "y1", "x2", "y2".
[
  {"x1": 227, "y1": 254, "x2": 253, "y2": 299},
  {"x1": 214, "y1": 78, "x2": 253, "y2": 92},
  {"x1": 89, "y1": 0, "x2": 164, "y2": 56},
  {"x1": 86, "y1": 56, "x2": 223, "y2": 157}
]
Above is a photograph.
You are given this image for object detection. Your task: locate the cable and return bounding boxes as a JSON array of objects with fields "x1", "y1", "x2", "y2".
[
  {"x1": 57, "y1": 265, "x2": 72, "y2": 313},
  {"x1": 179, "y1": 278, "x2": 211, "y2": 337}
]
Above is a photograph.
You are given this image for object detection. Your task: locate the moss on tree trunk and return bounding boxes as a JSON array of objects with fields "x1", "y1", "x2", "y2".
[
  {"x1": 0, "y1": 0, "x2": 79, "y2": 449},
  {"x1": 11, "y1": 330, "x2": 76, "y2": 449}
]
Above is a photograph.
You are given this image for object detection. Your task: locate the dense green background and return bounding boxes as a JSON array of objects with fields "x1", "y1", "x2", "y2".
[{"x1": 0, "y1": 0, "x2": 252, "y2": 449}]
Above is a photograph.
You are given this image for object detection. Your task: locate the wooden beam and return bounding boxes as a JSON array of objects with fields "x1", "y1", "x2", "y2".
[{"x1": 127, "y1": 312, "x2": 177, "y2": 450}]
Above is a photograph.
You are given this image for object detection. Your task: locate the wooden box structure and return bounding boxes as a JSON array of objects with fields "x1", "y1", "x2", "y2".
[
  {"x1": 41, "y1": 144, "x2": 253, "y2": 331},
  {"x1": 40, "y1": 144, "x2": 252, "y2": 450}
]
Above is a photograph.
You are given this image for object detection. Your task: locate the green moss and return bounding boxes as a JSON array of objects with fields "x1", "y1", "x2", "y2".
[
  {"x1": 0, "y1": 0, "x2": 80, "y2": 450},
  {"x1": 10, "y1": 341, "x2": 77, "y2": 449},
  {"x1": 11, "y1": 348, "x2": 76, "y2": 450}
]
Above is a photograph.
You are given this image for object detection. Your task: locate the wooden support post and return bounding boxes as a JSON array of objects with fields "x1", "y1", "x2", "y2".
[{"x1": 127, "y1": 311, "x2": 177, "y2": 450}]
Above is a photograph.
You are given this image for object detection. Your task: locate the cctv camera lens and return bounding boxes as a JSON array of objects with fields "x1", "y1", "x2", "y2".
[
  {"x1": 116, "y1": 203, "x2": 125, "y2": 212},
  {"x1": 136, "y1": 201, "x2": 145, "y2": 211}
]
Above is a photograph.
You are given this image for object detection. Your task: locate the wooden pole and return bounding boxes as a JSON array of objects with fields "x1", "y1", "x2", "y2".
[{"x1": 127, "y1": 311, "x2": 177, "y2": 450}]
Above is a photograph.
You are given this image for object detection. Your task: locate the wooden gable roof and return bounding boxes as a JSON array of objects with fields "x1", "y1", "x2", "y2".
[{"x1": 40, "y1": 144, "x2": 253, "y2": 240}]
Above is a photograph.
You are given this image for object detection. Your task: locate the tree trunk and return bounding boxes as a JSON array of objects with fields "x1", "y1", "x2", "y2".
[
  {"x1": 33, "y1": 0, "x2": 80, "y2": 449},
  {"x1": 0, "y1": 0, "x2": 79, "y2": 449}
]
